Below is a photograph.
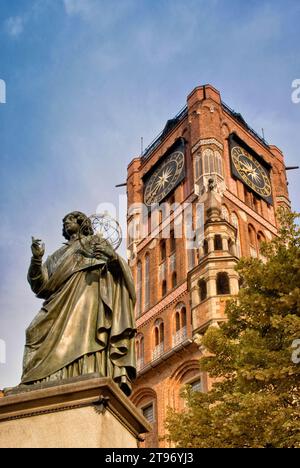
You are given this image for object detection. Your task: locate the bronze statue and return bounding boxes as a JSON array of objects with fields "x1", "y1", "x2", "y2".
[{"x1": 21, "y1": 211, "x2": 136, "y2": 396}]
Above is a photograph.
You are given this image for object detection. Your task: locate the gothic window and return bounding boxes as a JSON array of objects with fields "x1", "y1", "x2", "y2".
[
  {"x1": 190, "y1": 379, "x2": 202, "y2": 393},
  {"x1": 175, "y1": 311, "x2": 180, "y2": 332},
  {"x1": 153, "y1": 319, "x2": 164, "y2": 359},
  {"x1": 214, "y1": 234, "x2": 223, "y2": 251},
  {"x1": 160, "y1": 240, "x2": 166, "y2": 262},
  {"x1": 257, "y1": 231, "x2": 266, "y2": 253},
  {"x1": 142, "y1": 403, "x2": 155, "y2": 424},
  {"x1": 199, "y1": 279, "x2": 207, "y2": 301},
  {"x1": 170, "y1": 229, "x2": 176, "y2": 252},
  {"x1": 136, "y1": 261, "x2": 142, "y2": 317},
  {"x1": 216, "y1": 272, "x2": 230, "y2": 295},
  {"x1": 181, "y1": 307, "x2": 187, "y2": 328},
  {"x1": 244, "y1": 186, "x2": 253, "y2": 208},
  {"x1": 195, "y1": 148, "x2": 224, "y2": 186},
  {"x1": 173, "y1": 305, "x2": 187, "y2": 346},
  {"x1": 172, "y1": 272, "x2": 177, "y2": 289},
  {"x1": 248, "y1": 224, "x2": 257, "y2": 257},
  {"x1": 144, "y1": 254, "x2": 150, "y2": 309},
  {"x1": 215, "y1": 151, "x2": 223, "y2": 177},
  {"x1": 162, "y1": 280, "x2": 167, "y2": 297},
  {"x1": 253, "y1": 196, "x2": 262, "y2": 215}
]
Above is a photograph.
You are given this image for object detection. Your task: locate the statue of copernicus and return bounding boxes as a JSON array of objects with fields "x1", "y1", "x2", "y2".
[{"x1": 21, "y1": 211, "x2": 136, "y2": 396}]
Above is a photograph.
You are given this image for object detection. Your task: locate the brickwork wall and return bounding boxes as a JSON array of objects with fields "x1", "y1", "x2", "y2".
[{"x1": 127, "y1": 84, "x2": 290, "y2": 447}]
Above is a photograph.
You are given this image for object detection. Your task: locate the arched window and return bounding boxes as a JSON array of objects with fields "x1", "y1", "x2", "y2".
[
  {"x1": 144, "y1": 254, "x2": 150, "y2": 309},
  {"x1": 172, "y1": 272, "x2": 177, "y2": 289},
  {"x1": 248, "y1": 224, "x2": 257, "y2": 257},
  {"x1": 195, "y1": 153, "x2": 203, "y2": 180},
  {"x1": 253, "y1": 196, "x2": 261, "y2": 215},
  {"x1": 162, "y1": 280, "x2": 167, "y2": 297},
  {"x1": 160, "y1": 322, "x2": 164, "y2": 344},
  {"x1": 216, "y1": 272, "x2": 230, "y2": 295},
  {"x1": 173, "y1": 305, "x2": 188, "y2": 346},
  {"x1": 181, "y1": 307, "x2": 187, "y2": 328},
  {"x1": 160, "y1": 240, "x2": 166, "y2": 261},
  {"x1": 257, "y1": 231, "x2": 266, "y2": 250},
  {"x1": 153, "y1": 319, "x2": 164, "y2": 359},
  {"x1": 231, "y1": 213, "x2": 241, "y2": 257},
  {"x1": 214, "y1": 234, "x2": 223, "y2": 251},
  {"x1": 199, "y1": 279, "x2": 207, "y2": 301},
  {"x1": 170, "y1": 229, "x2": 176, "y2": 252},
  {"x1": 154, "y1": 327, "x2": 159, "y2": 347},
  {"x1": 194, "y1": 148, "x2": 224, "y2": 196},
  {"x1": 136, "y1": 261, "x2": 142, "y2": 317},
  {"x1": 244, "y1": 186, "x2": 253, "y2": 208},
  {"x1": 215, "y1": 151, "x2": 224, "y2": 177},
  {"x1": 175, "y1": 311, "x2": 180, "y2": 332}
]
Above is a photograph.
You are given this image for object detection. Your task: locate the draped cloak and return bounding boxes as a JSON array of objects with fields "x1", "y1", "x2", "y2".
[{"x1": 21, "y1": 236, "x2": 136, "y2": 396}]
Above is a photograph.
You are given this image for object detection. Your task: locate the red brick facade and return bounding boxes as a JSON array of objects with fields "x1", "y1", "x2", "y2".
[{"x1": 127, "y1": 84, "x2": 290, "y2": 447}]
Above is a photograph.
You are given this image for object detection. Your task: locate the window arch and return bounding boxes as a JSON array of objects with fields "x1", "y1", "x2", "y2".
[
  {"x1": 202, "y1": 148, "x2": 224, "y2": 177},
  {"x1": 216, "y1": 272, "x2": 230, "y2": 295},
  {"x1": 194, "y1": 148, "x2": 224, "y2": 196},
  {"x1": 136, "y1": 261, "x2": 142, "y2": 317},
  {"x1": 248, "y1": 224, "x2": 257, "y2": 257},
  {"x1": 172, "y1": 272, "x2": 177, "y2": 289},
  {"x1": 170, "y1": 229, "x2": 176, "y2": 252},
  {"x1": 181, "y1": 307, "x2": 187, "y2": 328},
  {"x1": 257, "y1": 231, "x2": 266, "y2": 246},
  {"x1": 253, "y1": 196, "x2": 262, "y2": 215},
  {"x1": 173, "y1": 305, "x2": 188, "y2": 346},
  {"x1": 214, "y1": 234, "x2": 223, "y2": 251},
  {"x1": 244, "y1": 186, "x2": 253, "y2": 207},
  {"x1": 199, "y1": 279, "x2": 207, "y2": 301},
  {"x1": 144, "y1": 254, "x2": 150, "y2": 309},
  {"x1": 160, "y1": 240, "x2": 166, "y2": 261},
  {"x1": 257, "y1": 231, "x2": 266, "y2": 256},
  {"x1": 175, "y1": 311, "x2": 180, "y2": 332},
  {"x1": 153, "y1": 319, "x2": 164, "y2": 359},
  {"x1": 215, "y1": 150, "x2": 224, "y2": 177},
  {"x1": 248, "y1": 225, "x2": 256, "y2": 244},
  {"x1": 162, "y1": 279, "x2": 167, "y2": 297}
]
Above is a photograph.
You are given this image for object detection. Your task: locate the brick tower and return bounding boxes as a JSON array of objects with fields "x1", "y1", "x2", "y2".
[{"x1": 126, "y1": 84, "x2": 290, "y2": 447}]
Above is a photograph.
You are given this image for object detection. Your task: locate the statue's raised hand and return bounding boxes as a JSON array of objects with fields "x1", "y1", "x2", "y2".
[{"x1": 31, "y1": 236, "x2": 45, "y2": 259}]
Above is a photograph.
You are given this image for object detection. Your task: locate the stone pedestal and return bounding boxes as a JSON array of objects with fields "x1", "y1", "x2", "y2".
[{"x1": 0, "y1": 374, "x2": 150, "y2": 448}]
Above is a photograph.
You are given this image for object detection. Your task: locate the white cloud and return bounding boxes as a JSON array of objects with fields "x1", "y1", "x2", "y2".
[
  {"x1": 5, "y1": 16, "x2": 24, "y2": 38},
  {"x1": 63, "y1": 0, "x2": 95, "y2": 19}
]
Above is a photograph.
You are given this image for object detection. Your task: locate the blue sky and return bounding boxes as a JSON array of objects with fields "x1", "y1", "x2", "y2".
[{"x1": 0, "y1": 0, "x2": 299, "y2": 388}]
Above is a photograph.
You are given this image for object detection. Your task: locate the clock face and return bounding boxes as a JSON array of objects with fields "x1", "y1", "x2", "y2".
[
  {"x1": 144, "y1": 150, "x2": 185, "y2": 206},
  {"x1": 231, "y1": 146, "x2": 272, "y2": 199}
]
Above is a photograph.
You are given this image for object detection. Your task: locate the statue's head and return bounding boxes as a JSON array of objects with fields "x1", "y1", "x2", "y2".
[{"x1": 62, "y1": 211, "x2": 94, "y2": 240}]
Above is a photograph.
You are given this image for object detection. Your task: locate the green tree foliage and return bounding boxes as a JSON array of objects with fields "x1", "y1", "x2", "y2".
[{"x1": 166, "y1": 211, "x2": 300, "y2": 448}]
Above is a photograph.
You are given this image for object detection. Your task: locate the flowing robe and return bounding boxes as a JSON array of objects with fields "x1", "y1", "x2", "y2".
[{"x1": 21, "y1": 236, "x2": 136, "y2": 396}]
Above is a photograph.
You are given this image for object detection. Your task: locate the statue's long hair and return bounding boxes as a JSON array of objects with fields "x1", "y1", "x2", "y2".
[{"x1": 62, "y1": 211, "x2": 94, "y2": 240}]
